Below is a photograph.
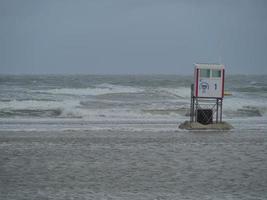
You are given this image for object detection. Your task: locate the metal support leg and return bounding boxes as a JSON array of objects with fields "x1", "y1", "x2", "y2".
[
  {"x1": 216, "y1": 98, "x2": 219, "y2": 123},
  {"x1": 195, "y1": 98, "x2": 198, "y2": 123},
  {"x1": 220, "y1": 99, "x2": 223, "y2": 122}
]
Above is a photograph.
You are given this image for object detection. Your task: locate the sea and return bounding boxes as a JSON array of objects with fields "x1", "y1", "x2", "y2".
[{"x1": 0, "y1": 74, "x2": 266, "y2": 199}]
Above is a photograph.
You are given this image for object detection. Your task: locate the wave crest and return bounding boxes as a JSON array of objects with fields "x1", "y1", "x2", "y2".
[
  {"x1": 41, "y1": 84, "x2": 144, "y2": 96},
  {"x1": 0, "y1": 108, "x2": 62, "y2": 118}
]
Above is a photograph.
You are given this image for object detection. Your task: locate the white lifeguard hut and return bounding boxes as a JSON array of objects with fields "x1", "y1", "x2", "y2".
[
  {"x1": 190, "y1": 63, "x2": 225, "y2": 124},
  {"x1": 194, "y1": 64, "x2": 225, "y2": 98}
]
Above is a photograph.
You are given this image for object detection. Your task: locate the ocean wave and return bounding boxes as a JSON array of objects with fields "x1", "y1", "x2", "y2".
[
  {"x1": 0, "y1": 99, "x2": 82, "y2": 118},
  {"x1": 224, "y1": 106, "x2": 265, "y2": 118},
  {"x1": 0, "y1": 108, "x2": 62, "y2": 118},
  {"x1": 234, "y1": 86, "x2": 267, "y2": 93},
  {"x1": 142, "y1": 107, "x2": 189, "y2": 116},
  {"x1": 156, "y1": 87, "x2": 191, "y2": 98},
  {"x1": 236, "y1": 106, "x2": 262, "y2": 117},
  {"x1": 0, "y1": 93, "x2": 266, "y2": 120},
  {"x1": 0, "y1": 100, "x2": 73, "y2": 109},
  {"x1": 0, "y1": 98, "x2": 58, "y2": 102},
  {"x1": 0, "y1": 99, "x2": 12, "y2": 102},
  {"x1": 40, "y1": 84, "x2": 144, "y2": 96},
  {"x1": 223, "y1": 96, "x2": 267, "y2": 117},
  {"x1": 79, "y1": 100, "x2": 126, "y2": 109}
]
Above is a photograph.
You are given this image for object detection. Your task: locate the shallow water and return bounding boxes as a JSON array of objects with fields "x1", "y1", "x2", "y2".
[
  {"x1": 0, "y1": 74, "x2": 267, "y2": 199},
  {"x1": 0, "y1": 129, "x2": 266, "y2": 200},
  {"x1": 1, "y1": 75, "x2": 267, "y2": 122}
]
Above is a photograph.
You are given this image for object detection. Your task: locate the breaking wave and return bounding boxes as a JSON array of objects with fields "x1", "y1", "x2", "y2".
[{"x1": 0, "y1": 100, "x2": 80, "y2": 119}]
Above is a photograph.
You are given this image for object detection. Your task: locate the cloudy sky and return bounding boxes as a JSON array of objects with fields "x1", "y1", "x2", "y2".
[{"x1": 0, "y1": 0, "x2": 266, "y2": 74}]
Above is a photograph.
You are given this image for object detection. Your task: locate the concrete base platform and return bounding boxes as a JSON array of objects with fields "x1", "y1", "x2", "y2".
[{"x1": 179, "y1": 121, "x2": 233, "y2": 130}]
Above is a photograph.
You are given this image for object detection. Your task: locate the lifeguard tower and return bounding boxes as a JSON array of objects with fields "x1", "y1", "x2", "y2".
[{"x1": 190, "y1": 63, "x2": 225, "y2": 124}]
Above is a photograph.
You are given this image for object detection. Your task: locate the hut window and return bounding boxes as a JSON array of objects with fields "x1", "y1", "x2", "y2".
[
  {"x1": 200, "y1": 69, "x2": 210, "y2": 78},
  {"x1": 212, "y1": 70, "x2": 221, "y2": 78}
]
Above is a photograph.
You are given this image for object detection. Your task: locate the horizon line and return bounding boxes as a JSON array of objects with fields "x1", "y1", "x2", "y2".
[{"x1": 0, "y1": 72, "x2": 267, "y2": 76}]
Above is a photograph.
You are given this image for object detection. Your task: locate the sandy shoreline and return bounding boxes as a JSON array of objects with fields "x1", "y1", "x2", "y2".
[{"x1": 0, "y1": 129, "x2": 266, "y2": 200}]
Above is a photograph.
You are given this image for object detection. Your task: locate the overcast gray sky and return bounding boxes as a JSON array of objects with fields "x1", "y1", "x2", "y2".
[{"x1": 0, "y1": 0, "x2": 266, "y2": 74}]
